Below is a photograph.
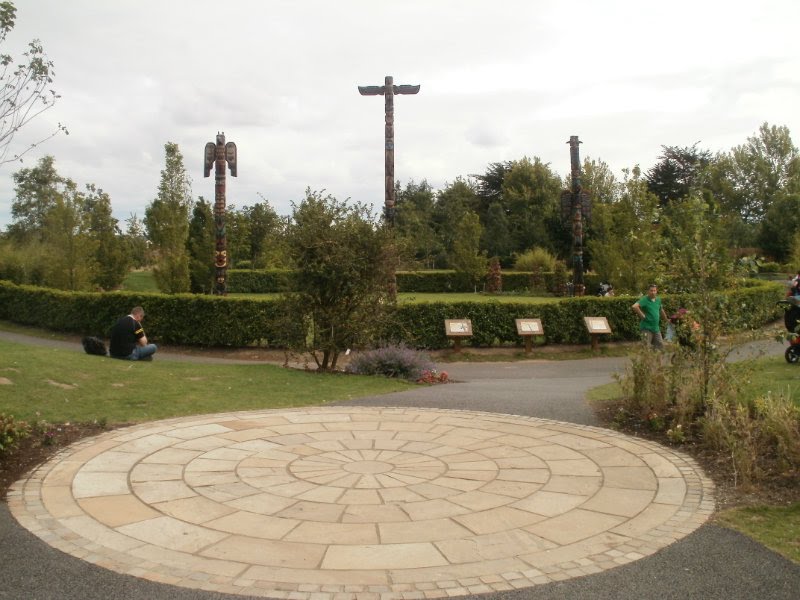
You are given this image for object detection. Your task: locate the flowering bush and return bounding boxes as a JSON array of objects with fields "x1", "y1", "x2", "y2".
[
  {"x1": 417, "y1": 369, "x2": 449, "y2": 384},
  {"x1": 346, "y1": 344, "x2": 435, "y2": 381}
]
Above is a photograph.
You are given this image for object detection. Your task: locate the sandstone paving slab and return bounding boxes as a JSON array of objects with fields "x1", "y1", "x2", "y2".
[{"x1": 9, "y1": 407, "x2": 714, "y2": 599}]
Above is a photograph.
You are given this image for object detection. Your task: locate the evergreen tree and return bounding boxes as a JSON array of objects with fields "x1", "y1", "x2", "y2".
[
  {"x1": 187, "y1": 197, "x2": 215, "y2": 293},
  {"x1": 645, "y1": 143, "x2": 711, "y2": 206},
  {"x1": 449, "y1": 211, "x2": 486, "y2": 289},
  {"x1": 123, "y1": 213, "x2": 149, "y2": 269},
  {"x1": 145, "y1": 142, "x2": 191, "y2": 293}
]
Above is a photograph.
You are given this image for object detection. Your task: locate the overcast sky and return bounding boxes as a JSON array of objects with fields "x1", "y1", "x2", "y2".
[{"x1": 1, "y1": 0, "x2": 798, "y2": 228}]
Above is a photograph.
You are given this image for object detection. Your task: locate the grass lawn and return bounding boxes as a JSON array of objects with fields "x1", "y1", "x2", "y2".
[
  {"x1": 738, "y1": 354, "x2": 800, "y2": 408},
  {"x1": 586, "y1": 351, "x2": 800, "y2": 563},
  {"x1": 121, "y1": 269, "x2": 159, "y2": 292},
  {"x1": 0, "y1": 339, "x2": 409, "y2": 424},
  {"x1": 716, "y1": 503, "x2": 800, "y2": 563}
]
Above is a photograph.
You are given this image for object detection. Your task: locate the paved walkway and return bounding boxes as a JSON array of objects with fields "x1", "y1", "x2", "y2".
[{"x1": 2, "y1": 331, "x2": 799, "y2": 599}]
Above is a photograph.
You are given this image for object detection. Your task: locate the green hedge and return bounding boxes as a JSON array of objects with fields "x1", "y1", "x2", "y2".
[
  {"x1": 387, "y1": 283, "x2": 783, "y2": 349},
  {"x1": 227, "y1": 268, "x2": 604, "y2": 295},
  {"x1": 0, "y1": 279, "x2": 783, "y2": 350},
  {"x1": 226, "y1": 269, "x2": 295, "y2": 293},
  {"x1": 0, "y1": 282, "x2": 290, "y2": 347}
]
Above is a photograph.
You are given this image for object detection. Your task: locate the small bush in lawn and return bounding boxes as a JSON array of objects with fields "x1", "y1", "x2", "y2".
[
  {"x1": 346, "y1": 344, "x2": 434, "y2": 381},
  {"x1": 0, "y1": 413, "x2": 31, "y2": 456}
]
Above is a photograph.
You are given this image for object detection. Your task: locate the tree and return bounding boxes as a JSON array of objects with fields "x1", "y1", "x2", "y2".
[
  {"x1": 145, "y1": 142, "x2": 191, "y2": 293},
  {"x1": 645, "y1": 143, "x2": 712, "y2": 207},
  {"x1": 658, "y1": 196, "x2": 734, "y2": 294},
  {"x1": 123, "y1": 213, "x2": 149, "y2": 269},
  {"x1": 187, "y1": 197, "x2": 215, "y2": 293},
  {"x1": 449, "y1": 211, "x2": 486, "y2": 290},
  {"x1": 5, "y1": 156, "x2": 129, "y2": 290},
  {"x1": 283, "y1": 190, "x2": 394, "y2": 371},
  {"x1": 223, "y1": 204, "x2": 251, "y2": 268},
  {"x1": 39, "y1": 191, "x2": 96, "y2": 290},
  {"x1": 580, "y1": 157, "x2": 618, "y2": 205},
  {"x1": 0, "y1": 2, "x2": 66, "y2": 164},
  {"x1": 710, "y1": 123, "x2": 799, "y2": 224},
  {"x1": 83, "y1": 184, "x2": 129, "y2": 290},
  {"x1": 432, "y1": 177, "x2": 479, "y2": 267},
  {"x1": 757, "y1": 192, "x2": 800, "y2": 262},
  {"x1": 8, "y1": 155, "x2": 72, "y2": 241},
  {"x1": 243, "y1": 200, "x2": 285, "y2": 268},
  {"x1": 500, "y1": 157, "x2": 563, "y2": 256},
  {"x1": 482, "y1": 201, "x2": 513, "y2": 264},
  {"x1": 586, "y1": 167, "x2": 660, "y2": 293},
  {"x1": 473, "y1": 161, "x2": 512, "y2": 211},
  {"x1": 395, "y1": 180, "x2": 439, "y2": 268}
]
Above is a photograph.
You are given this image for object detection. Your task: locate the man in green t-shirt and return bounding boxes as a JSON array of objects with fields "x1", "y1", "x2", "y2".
[{"x1": 632, "y1": 284, "x2": 668, "y2": 349}]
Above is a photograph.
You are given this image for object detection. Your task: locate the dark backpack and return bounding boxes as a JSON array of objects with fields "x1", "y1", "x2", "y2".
[{"x1": 81, "y1": 336, "x2": 108, "y2": 356}]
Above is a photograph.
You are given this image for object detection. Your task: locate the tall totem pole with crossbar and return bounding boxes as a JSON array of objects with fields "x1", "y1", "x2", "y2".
[
  {"x1": 357, "y1": 75, "x2": 420, "y2": 225},
  {"x1": 203, "y1": 132, "x2": 237, "y2": 296}
]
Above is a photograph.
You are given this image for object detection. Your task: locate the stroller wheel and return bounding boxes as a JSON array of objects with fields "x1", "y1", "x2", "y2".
[{"x1": 785, "y1": 346, "x2": 800, "y2": 364}]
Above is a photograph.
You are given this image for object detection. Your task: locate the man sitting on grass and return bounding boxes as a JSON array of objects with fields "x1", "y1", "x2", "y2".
[{"x1": 109, "y1": 306, "x2": 157, "y2": 361}]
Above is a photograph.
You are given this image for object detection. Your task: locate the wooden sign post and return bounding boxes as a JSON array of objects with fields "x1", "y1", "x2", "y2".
[
  {"x1": 444, "y1": 319, "x2": 472, "y2": 353},
  {"x1": 515, "y1": 318, "x2": 544, "y2": 353},
  {"x1": 583, "y1": 317, "x2": 612, "y2": 352}
]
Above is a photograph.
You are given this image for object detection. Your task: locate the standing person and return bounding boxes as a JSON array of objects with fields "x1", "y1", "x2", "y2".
[
  {"x1": 109, "y1": 306, "x2": 157, "y2": 360},
  {"x1": 632, "y1": 284, "x2": 668, "y2": 350}
]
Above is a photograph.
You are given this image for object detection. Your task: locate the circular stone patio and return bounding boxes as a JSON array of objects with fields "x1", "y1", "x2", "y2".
[{"x1": 8, "y1": 407, "x2": 714, "y2": 598}]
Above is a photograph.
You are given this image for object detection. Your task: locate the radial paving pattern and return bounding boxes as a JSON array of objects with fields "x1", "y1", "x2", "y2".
[{"x1": 9, "y1": 407, "x2": 714, "y2": 598}]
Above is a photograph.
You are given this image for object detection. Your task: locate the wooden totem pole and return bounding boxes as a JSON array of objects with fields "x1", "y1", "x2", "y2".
[
  {"x1": 560, "y1": 135, "x2": 591, "y2": 296},
  {"x1": 204, "y1": 132, "x2": 237, "y2": 295},
  {"x1": 357, "y1": 75, "x2": 420, "y2": 225}
]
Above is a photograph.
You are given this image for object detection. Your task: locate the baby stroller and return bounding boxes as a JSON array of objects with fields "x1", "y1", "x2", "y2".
[
  {"x1": 666, "y1": 308, "x2": 699, "y2": 350},
  {"x1": 776, "y1": 299, "x2": 800, "y2": 363},
  {"x1": 596, "y1": 282, "x2": 614, "y2": 297}
]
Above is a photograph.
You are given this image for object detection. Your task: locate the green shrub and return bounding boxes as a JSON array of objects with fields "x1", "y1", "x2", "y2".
[
  {"x1": 759, "y1": 262, "x2": 782, "y2": 273},
  {"x1": 0, "y1": 413, "x2": 31, "y2": 456},
  {"x1": 513, "y1": 247, "x2": 557, "y2": 272}
]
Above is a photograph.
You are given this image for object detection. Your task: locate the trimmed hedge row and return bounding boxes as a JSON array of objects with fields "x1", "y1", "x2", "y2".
[
  {"x1": 226, "y1": 268, "x2": 605, "y2": 294},
  {"x1": 389, "y1": 283, "x2": 783, "y2": 348},
  {"x1": 0, "y1": 280, "x2": 783, "y2": 350},
  {"x1": 226, "y1": 269, "x2": 295, "y2": 293},
  {"x1": 0, "y1": 282, "x2": 291, "y2": 347}
]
